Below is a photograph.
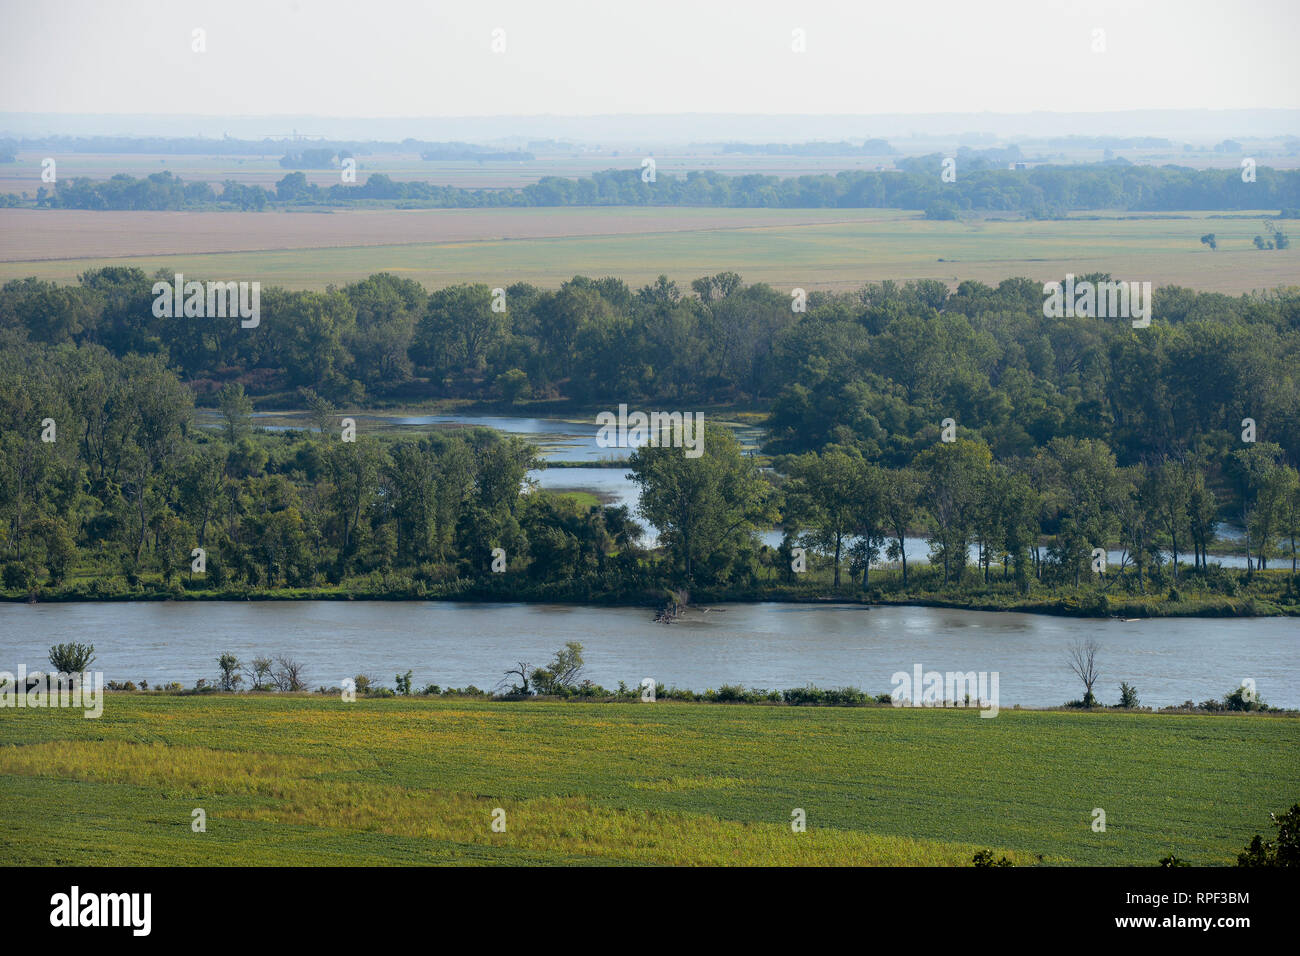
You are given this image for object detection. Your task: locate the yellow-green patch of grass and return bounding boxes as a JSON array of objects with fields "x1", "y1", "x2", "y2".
[
  {"x1": 0, "y1": 740, "x2": 342, "y2": 796},
  {"x1": 548, "y1": 490, "x2": 602, "y2": 509},
  {"x1": 227, "y1": 779, "x2": 1017, "y2": 866}
]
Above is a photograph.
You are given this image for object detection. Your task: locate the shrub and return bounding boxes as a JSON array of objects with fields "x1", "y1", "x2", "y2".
[
  {"x1": 1221, "y1": 684, "x2": 1268, "y2": 712},
  {"x1": 972, "y1": 849, "x2": 1013, "y2": 867},
  {"x1": 530, "y1": 641, "x2": 585, "y2": 696},
  {"x1": 2, "y1": 561, "x2": 36, "y2": 591},
  {"x1": 217, "y1": 653, "x2": 243, "y2": 691},
  {"x1": 1084, "y1": 592, "x2": 1109, "y2": 616},
  {"x1": 49, "y1": 642, "x2": 96, "y2": 673},
  {"x1": 783, "y1": 686, "x2": 825, "y2": 706},
  {"x1": 1118, "y1": 682, "x2": 1140, "y2": 708},
  {"x1": 925, "y1": 200, "x2": 959, "y2": 220},
  {"x1": 781, "y1": 685, "x2": 870, "y2": 707},
  {"x1": 713, "y1": 684, "x2": 751, "y2": 703},
  {"x1": 496, "y1": 368, "x2": 531, "y2": 404},
  {"x1": 1236, "y1": 804, "x2": 1300, "y2": 867},
  {"x1": 822, "y1": 686, "x2": 869, "y2": 706}
]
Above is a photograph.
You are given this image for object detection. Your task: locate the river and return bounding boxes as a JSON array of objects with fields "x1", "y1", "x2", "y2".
[
  {"x1": 23, "y1": 412, "x2": 1286, "y2": 709},
  {"x1": 2, "y1": 601, "x2": 1295, "y2": 708}
]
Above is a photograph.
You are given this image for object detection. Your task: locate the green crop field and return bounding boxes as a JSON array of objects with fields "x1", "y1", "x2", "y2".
[
  {"x1": 2, "y1": 208, "x2": 1295, "y2": 293},
  {"x1": 1, "y1": 695, "x2": 1294, "y2": 866}
]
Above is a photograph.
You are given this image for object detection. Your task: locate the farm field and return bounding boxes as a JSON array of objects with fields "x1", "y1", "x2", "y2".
[
  {"x1": 0, "y1": 695, "x2": 1293, "y2": 866},
  {"x1": 1, "y1": 207, "x2": 1295, "y2": 293},
  {"x1": 0, "y1": 206, "x2": 903, "y2": 262}
]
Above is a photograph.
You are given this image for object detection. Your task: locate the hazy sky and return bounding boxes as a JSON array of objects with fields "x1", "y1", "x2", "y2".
[{"x1": 2, "y1": 0, "x2": 1297, "y2": 117}]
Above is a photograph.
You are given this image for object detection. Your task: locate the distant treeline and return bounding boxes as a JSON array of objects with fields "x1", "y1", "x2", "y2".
[
  {"x1": 37, "y1": 172, "x2": 272, "y2": 210},
  {"x1": 274, "y1": 144, "x2": 533, "y2": 167},
  {"x1": 1024, "y1": 136, "x2": 1177, "y2": 150},
  {"x1": 717, "y1": 139, "x2": 895, "y2": 155},
  {"x1": 29, "y1": 162, "x2": 1300, "y2": 214},
  {"x1": 13, "y1": 134, "x2": 1282, "y2": 158}
]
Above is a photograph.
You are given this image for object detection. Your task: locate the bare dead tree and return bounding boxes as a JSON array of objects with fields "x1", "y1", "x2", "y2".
[
  {"x1": 1067, "y1": 638, "x2": 1101, "y2": 707},
  {"x1": 272, "y1": 655, "x2": 307, "y2": 692},
  {"x1": 656, "y1": 588, "x2": 689, "y2": 623},
  {"x1": 500, "y1": 661, "x2": 532, "y2": 695}
]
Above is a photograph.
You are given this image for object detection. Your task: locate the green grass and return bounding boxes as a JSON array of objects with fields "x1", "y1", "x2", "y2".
[
  {"x1": 1, "y1": 694, "x2": 1294, "y2": 866},
  {"x1": 3, "y1": 208, "x2": 1294, "y2": 293},
  {"x1": 547, "y1": 489, "x2": 602, "y2": 509}
]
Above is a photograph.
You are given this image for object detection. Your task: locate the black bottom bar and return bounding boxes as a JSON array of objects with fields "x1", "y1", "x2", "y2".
[{"x1": 5, "y1": 866, "x2": 1275, "y2": 940}]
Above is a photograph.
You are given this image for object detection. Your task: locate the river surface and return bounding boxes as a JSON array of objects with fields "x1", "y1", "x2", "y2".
[{"x1": 1, "y1": 602, "x2": 1295, "y2": 708}]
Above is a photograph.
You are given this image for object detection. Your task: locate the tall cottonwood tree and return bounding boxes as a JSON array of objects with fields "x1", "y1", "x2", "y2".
[
  {"x1": 631, "y1": 425, "x2": 773, "y2": 585},
  {"x1": 780, "y1": 447, "x2": 877, "y2": 589},
  {"x1": 915, "y1": 438, "x2": 992, "y2": 585}
]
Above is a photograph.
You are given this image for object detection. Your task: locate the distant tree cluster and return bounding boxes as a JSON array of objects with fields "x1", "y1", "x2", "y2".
[
  {"x1": 0, "y1": 339, "x2": 658, "y2": 596},
  {"x1": 40, "y1": 171, "x2": 271, "y2": 210}
]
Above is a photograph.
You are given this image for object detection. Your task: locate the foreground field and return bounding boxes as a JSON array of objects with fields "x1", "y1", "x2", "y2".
[
  {"x1": 2, "y1": 207, "x2": 1294, "y2": 293},
  {"x1": 1, "y1": 695, "x2": 1293, "y2": 866}
]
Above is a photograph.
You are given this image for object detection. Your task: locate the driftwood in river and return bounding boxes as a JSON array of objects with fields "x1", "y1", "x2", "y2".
[{"x1": 655, "y1": 588, "x2": 689, "y2": 623}]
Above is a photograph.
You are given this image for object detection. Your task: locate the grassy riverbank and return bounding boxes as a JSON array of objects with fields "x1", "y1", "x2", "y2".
[
  {"x1": 1, "y1": 694, "x2": 1293, "y2": 866},
  {"x1": 4, "y1": 566, "x2": 1298, "y2": 618}
]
